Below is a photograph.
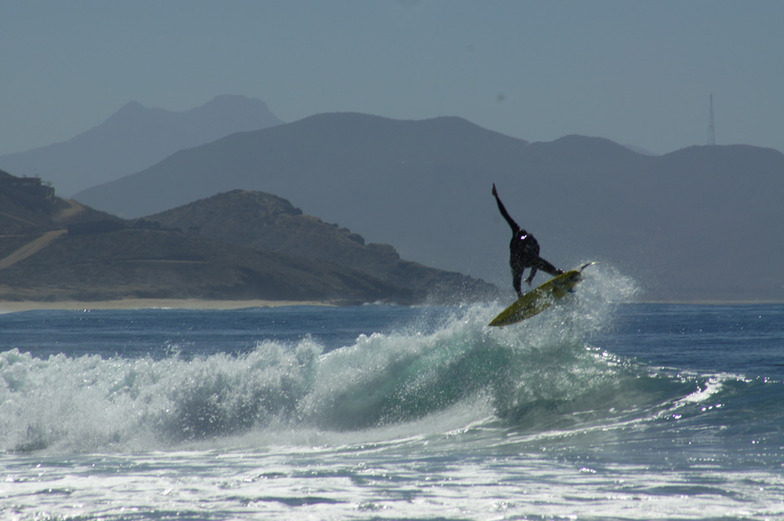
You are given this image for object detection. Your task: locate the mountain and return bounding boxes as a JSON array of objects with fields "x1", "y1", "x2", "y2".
[
  {"x1": 0, "y1": 95, "x2": 283, "y2": 197},
  {"x1": 73, "y1": 113, "x2": 784, "y2": 302},
  {"x1": 145, "y1": 190, "x2": 497, "y2": 303},
  {"x1": 0, "y1": 227, "x2": 412, "y2": 304},
  {"x1": 0, "y1": 171, "x2": 495, "y2": 304}
]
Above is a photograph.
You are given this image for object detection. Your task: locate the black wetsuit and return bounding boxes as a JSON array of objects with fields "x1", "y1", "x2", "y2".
[{"x1": 493, "y1": 184, "x2": 563, "y2": 297}]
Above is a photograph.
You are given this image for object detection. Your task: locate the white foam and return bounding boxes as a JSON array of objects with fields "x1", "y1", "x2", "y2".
[{"x1": 1, "y1": 264, "x2": 647, "y2": 453}]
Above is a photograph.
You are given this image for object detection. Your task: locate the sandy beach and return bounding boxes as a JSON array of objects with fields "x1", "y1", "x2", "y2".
[{"x1": 0, "y1": 298, "x2": 333, "y2": 313}]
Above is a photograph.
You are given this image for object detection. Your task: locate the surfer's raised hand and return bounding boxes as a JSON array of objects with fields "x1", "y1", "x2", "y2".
[{"x1": 492, "y1": 183, "x2": 498, "y2": 198}]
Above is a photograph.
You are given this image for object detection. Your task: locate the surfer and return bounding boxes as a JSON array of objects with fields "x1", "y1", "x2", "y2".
[{"x1": 492, "y1": 183, "x2": 563, "y2": 297}]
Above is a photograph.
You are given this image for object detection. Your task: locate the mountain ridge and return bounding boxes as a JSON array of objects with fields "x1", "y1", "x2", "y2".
[
  {"x1": 146, "y1": 190, "x2": 496, "y2": 302},
  {"x1": 0, "y1": 171, "x2": 497, "y2": 304},
  {"x1": 0, "y1": 95, "x2": 283, "y2": 197},
  {"x1": 71, "y1": 112, "x2": 784, "y2": 302}
]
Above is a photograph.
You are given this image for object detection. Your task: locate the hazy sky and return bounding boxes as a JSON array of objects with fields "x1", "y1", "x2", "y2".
[{"x1": 2, "y1": 0, "x2": 783, "y2": 156}]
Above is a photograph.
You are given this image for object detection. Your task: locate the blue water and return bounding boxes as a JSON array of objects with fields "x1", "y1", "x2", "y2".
[{"x1": 1, "y1": 268, "x2": 783, "y2": 520}]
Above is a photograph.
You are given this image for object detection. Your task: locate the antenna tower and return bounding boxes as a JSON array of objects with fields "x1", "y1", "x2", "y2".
[{"x1": 707, "y1": 94, "x2": 716, "y2": 145}]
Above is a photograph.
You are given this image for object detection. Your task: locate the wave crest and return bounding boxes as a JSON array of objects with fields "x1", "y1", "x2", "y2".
[{"x1": 2, "y1": 264, "x2": 682, "y2": 453}]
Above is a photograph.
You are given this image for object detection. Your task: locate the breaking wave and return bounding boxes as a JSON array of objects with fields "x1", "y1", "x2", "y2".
[{"x1": 1, "y1": 264, "x2": 759, "y2": 454}]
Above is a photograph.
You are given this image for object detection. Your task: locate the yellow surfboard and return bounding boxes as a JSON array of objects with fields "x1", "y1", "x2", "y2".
[{"x1": 488, "y1": 263, "x2": 594, "y2": 327}]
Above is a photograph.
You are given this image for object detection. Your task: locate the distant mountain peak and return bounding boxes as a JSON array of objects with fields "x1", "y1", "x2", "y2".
[
  {"x1": 108, "y1": 95, "x2": 280, "y2": 124},
  {"x1": 104, "y1": 100, "x2": 162, "y2": 124},
  {"x1": 118, "y1": 100, "x2": 145, "y2": 112},
  {"x1": 287, "y1": 112, "x2": 527, "y2": 148},
  {"x1": 0, "y1": 95, "x2": 283, "y2": 197}
]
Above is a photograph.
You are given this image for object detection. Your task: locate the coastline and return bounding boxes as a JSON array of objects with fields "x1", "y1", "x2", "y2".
[
  {"x1": 0, "y1": 298, "x2": 334, "y2": 313},
  {"x1": 2, "y1": 298, "x2": 781, "y2": 314}
]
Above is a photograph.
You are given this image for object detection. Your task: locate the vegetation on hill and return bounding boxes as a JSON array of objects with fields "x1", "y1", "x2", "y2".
[
  {"x1": 0, "y1": 171, "x2": 497, "y2": 304},
  {"x1": 148, "y1": 190, "x2": 498, "y2": 303}
]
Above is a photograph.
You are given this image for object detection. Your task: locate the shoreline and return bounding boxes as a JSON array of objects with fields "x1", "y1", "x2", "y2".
[
  {"x1": 0, "y1": 298, "x2": 334, "y2": 313},
  {"x1": 1, "y1": 298, "x2": 782, "y2": 313}
]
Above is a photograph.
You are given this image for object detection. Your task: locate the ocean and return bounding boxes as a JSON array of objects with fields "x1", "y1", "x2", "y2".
[{"x1": 1, "y1": 266, "x2": 783, "y2": 520}]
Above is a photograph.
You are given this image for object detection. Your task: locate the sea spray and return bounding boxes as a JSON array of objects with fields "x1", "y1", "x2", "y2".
[
  {"x1": 1, "y1": 263, "x2": 645, "y2": 453},
  {"x1": 3, "y1": 297, "x2": 784, "y2": 520}
]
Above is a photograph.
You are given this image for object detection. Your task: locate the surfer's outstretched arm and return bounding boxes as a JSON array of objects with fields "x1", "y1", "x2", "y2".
[{"x1": 492, "y1": 184, "x2": 519, "y2": 232}]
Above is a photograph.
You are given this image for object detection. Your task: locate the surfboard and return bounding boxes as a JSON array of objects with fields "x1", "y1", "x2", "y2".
[{"x1": 488, "y1": 262, "x2": 594, "y2": 327}]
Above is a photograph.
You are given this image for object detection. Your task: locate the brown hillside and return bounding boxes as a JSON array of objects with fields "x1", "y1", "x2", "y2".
[
  {"x1": 147, "y1": 190, "x2": 498, "y2": 302},
  {"x1": 1, "y1": 172, "x2": 495, "y2": 304},
  {"x1": 0, "y1": 228, "x2": 411, "y2": 303}
]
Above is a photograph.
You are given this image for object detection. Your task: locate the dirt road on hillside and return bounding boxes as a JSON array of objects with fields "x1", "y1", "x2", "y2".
[{"x1": 0, "y1": 229, "x2": 67, "y2": 270}]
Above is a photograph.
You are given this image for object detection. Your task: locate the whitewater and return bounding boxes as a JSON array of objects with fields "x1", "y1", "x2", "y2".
[{"x1": 1, "y1": 265, "x2": 783, "y2": 520}]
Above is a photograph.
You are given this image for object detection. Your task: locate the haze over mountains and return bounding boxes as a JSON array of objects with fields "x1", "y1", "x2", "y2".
[
  {"x1": 5, "y1": 97, "x2": 783, "y2": 302},
  {"x1": 0, "y1": 95, "x2": 282, "y2": 197},
  {"x1": 70, "y1": 110, "x2": 784, "y2": 302}
]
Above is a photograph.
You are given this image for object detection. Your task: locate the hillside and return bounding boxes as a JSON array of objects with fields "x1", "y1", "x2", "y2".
[
  {"x1": 0, "y1": 228, "x2": 412, "y2": 304},
  {"x1": 0, "y1": 168, "x2": 121, "y2": 238},
  {"x1": 146, "y1": 190, "x2": 498, "y2": 303},
  {"x1": 73, "y1": 113, "x2": 784, "y2": 302},
  {"x1": 0, "y1": 95, "x2": 282, "y2": 197},
  {"x1": 0, "y1": 171, "x2": 496, "y2": 304}
]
